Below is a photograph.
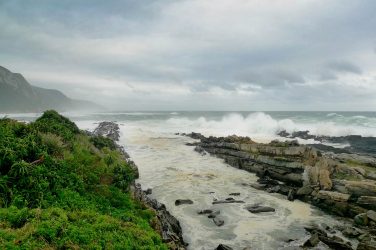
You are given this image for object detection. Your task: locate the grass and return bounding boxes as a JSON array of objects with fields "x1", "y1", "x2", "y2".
[{"x1": 0, "y1": 110, "x2": 167, "y2": 249}]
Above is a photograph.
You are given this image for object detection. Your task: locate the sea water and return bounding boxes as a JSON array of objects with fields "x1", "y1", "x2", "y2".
[{"x1": 5, "y1": 111, "x2": 375, "y2": 249}]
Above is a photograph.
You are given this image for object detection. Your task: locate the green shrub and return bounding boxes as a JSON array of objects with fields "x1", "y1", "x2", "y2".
[{"x1": 0, "y1": 111, "x2": 167, "y2": 249}]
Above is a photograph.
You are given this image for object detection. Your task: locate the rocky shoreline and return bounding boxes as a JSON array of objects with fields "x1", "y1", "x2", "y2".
[
  {"x1": 183, "y1": 132, "x2": 376, "y2": 249},
  {"x1": 92, "y1": 121, "x2": 187, "y2": 249}
]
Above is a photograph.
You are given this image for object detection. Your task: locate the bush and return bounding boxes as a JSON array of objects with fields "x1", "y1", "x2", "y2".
[{"x1": 0, "y1": 111, "x2": 166, "y2": 249}]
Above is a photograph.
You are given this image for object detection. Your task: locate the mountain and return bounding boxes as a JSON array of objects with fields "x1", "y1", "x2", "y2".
[{"x1": 0, "y1": 66, "x2": 103, "y2": 113}]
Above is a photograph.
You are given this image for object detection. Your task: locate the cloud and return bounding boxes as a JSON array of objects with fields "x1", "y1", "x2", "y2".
[
  {"x1": 327, "y1": 61, "x2": 363, "y2": 74},
  {"x1": 1, "y1": 0, "x2": 376, "y2": 110}
]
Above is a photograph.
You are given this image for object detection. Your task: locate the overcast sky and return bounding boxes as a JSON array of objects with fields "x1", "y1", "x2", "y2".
[{"x1": 1, "y1": 0, "x2": 376, "y2": 111}]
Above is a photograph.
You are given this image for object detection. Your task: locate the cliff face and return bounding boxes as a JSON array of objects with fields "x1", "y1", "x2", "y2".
[{"x1": 0, "y1": 66, "x2": 102, "y2": 113}]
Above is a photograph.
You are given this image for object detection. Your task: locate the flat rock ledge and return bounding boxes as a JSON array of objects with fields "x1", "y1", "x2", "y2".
[
  {"x1": 184, "y1": 132, "x2": 376, "y2": 249},
  {"x1": 94, "y1": 122, "x2": 187, "y2": 249}
]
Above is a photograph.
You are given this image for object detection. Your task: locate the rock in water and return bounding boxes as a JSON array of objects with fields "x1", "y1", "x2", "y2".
[
  {"x1": 208, "y1": 210, "x2": 220, "y2": 218},
  {"x1": 245, "y1": 205, "x2": 275, "y2": 213},
  {"x1": 215, "y1": 244, "x2": 233, "y2": 250},
  {"x1": 303, "y1": 233, "x2": 320, "y2": 247},
  {"x1": 197, "y1": 209, "x2": 213, "y2": 215},
  {"x1": 213, "y1": 217, "x2": 225, "y2": 226},
  {"x1": 175, "y1": 199, "x2": 194, "y2": 206},
  {"x1": 93, "y1": 121, "x2": 120, "y2": 141}
]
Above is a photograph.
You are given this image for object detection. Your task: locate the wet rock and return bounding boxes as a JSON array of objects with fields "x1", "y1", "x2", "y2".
[
  {"x1": 277, "y1": 130, "x2": 290, "y2": 137},
  {"x1": 366, "y1": 210, "x2": 376, "y2": 222},
  {"x1": 208, "y1": 210, "x2": 220, "y2": 218},
  {"x1": 245, "y1": 205, "x2": 275, "y2": 213},
  {"x1": 357, "y1": 196, "x2": 376, "y2": 210},
  {"x1": 229, "y1": 192, "x2": 240, "y2": 196},
  {"x1": 354, "y1": 213, "x2": 369, "y2": 226},
  {"x1": 197, "y1": 209, "x2": 213, "y2": 215},
  {"x1": 296, "y1": 185, "x2": 313, "y2": 196},
  {"x1": 144, "y1": 188, "x2": 152, "y2": 195},
  {"x1": 213, "y1": 217, "x2": 225, "y2": 227},
  {"x1": 287, "y1": 189, "x2": 295, "y2": 201},
  {"x1": 194, "y1": 146, "x2": 206, "y2": 155},
  {"x1": 316, "y1": 190, "x2": 350, "y2": 202},
  {"x1": 212, "y1": 200, "x2": 245, "y2": 205},
  {"x1": 132, "y1": 184, "x2": 186, "y2": 249},
  {"x1": 215, "y1": 244, "x2": 233, "y2": 250},
  {"x1": 187, "y1": 132, "x2": 205, "y2": 140},
  {"x1": 344, "y1": 180, "x2": 376, "y2": 197},
  {"x1": 357, "y1": 240, "x2": 376, "y2": 250},
  {"x1": 250, "y1": 183, "x2": 267, "y2": 190},
  {"x1": 303, "y1": 232, "x2": 320, "y2": 247},
  {"x1": 342, "y1": 227, "x2": 362, "y2": 238},
  {"x1": 93, "y1": 121, "x2": 120, "y2": 141},
  {"x1": 175, "y1": 199, "x2": 194, "y2": 206}
]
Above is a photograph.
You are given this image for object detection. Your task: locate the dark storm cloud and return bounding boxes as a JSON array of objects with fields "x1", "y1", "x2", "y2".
[{"x1": 1, "y1": 0, "x2": 376, "y2": 110}]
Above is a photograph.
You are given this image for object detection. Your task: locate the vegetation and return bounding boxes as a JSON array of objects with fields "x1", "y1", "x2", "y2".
[{"x1": 0, "y1": 110, "x2": 167, "y2": 249}]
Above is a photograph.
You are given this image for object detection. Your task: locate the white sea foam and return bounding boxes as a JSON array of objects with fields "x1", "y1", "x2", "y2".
[{"x1": 166, "y1": 112, "x2": 376, "y2": 140}]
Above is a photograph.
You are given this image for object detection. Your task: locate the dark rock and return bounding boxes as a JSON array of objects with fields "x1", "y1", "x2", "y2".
[
  {"x1": 215, "y1": 244, "x2": 233, "y2": 250},
  {"x1": 342, "y1": 227, "x2": 362, "y2": 238},
  {"x1": 229, "y1": 192, "x2": 240, "y2": 196},
  {"x1": 144, "y1": 188, "x2": 152, "y2": 195},
  {"x1": 245, "y1": 205, "x2": 275, "y2": 213},
  {"x1": 213, "y1": 217, "x2": 225, "y2": 227},
  {"x1": 225, "y1": 197, "x2": 235, "y2": 201},
  {"x1": 296, "y1": 185, "x2": 313, "y2": 196},
  {"x1": 187, "y1": 132, "x2": 205, "y2": 140},
  {"x1": 131, "y1": 184, "x2": 186, "y2": 249},
  {"x1": 303, "y1": 232, "x2": 320, "y2": 247},
  {"x1": 175, "y1": 199, "x2": 194, "y2": 206},
  {"x1": 208, "y1": 210, "x2": 220, "y2": 218},
  {"x1": 287, "y1": 189, "x2": 295, "y2": 201},
  {"x1": 212, "y1": 200, "x2": 245, "y2": 205},
  {"x1": 194, "y1": 146, "x2": 206, "y2": 155},
  {"x1": 197, "y1": 209, "x2": 213, "y2": 215},
  {"x1": 277, "y1": 130, "x2": 290, "y2": 137},
  {"x1": 93, "y1": 121, "x2": 120, "y2": 141},
  {"x1": 367, "y1": 210, "x2": 376, "y2": 222},
  {"x1": 354, "y1": 213, "x2": 369, "y2": 226}
]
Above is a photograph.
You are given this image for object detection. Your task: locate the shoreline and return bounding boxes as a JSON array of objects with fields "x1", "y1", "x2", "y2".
[
  {"x1": 92, "y1": 121, "x2": 187, "y2": 249},
  {"x1": 183, "y1": 132, "x2": 376, "y2": 249}
]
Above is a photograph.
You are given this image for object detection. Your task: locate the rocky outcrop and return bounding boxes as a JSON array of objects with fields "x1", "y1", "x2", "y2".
[
  {"x1": 132, "y1": 184, "x2": 187, "y2": 249},
  {"x1": 278, "y1": 130, "x2": 376, "y2": 156},
  {"x1": 186, "y1": 133, "x2": 376, "y2": 248},
  {"x1": 94, "y1": 122, "x2": 186, "y2": 249}
]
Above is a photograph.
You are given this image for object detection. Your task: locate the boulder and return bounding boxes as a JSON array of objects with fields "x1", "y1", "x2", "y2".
[
  {"x1": 303, "y1": 232, "x2": 320, "y2": 247},
  {"x1": 175, "y1": 199, "x2": 194, "y2": 206},
  {"x1": 213, "y1": 217, "x2": 225, "y2": 227},
  {"x1": 296, "y1": 185, "x2": 313, "y2": 196},
  {"x1": 208, "y1": 210, "x2": 220, "y2": 219},
  {"x1": 344, "y1": 180, "x2": 376, "y2": 197},
  {"x1": 366, "y1": 210, "x2": 376, "y2": 222},
  {"x1": 215, "y1": 244, "x2": 233, "y2": 250},
  {"x1": 354, "y1": 213, "x2": 369, "y2": 226},
  {"x1": 245, "y1": 205, "x2": 275, "y2": 213},
  {"x1": 316, "y1": 190, "x2": 350, "y2": 202}
]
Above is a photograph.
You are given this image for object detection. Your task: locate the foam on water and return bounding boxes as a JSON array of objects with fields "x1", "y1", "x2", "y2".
[{"x1": 114, "y1": 123, "x2": 343, "y2": 249}]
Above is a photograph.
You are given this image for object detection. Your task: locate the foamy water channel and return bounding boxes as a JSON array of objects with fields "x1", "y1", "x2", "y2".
[{"x1": 116, "y1": 123, "x2": 343, "y2": 250}]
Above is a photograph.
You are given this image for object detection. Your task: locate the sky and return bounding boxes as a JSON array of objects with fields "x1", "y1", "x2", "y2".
[{"x1": 1, "y1": 0, "x2": 376, "y2": 111}]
